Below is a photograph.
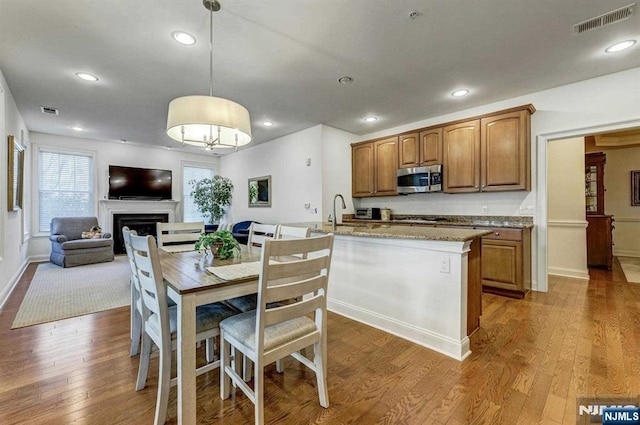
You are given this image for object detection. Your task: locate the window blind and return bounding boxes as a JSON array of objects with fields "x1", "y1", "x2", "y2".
[
  {"x1": 183, "y1": 165, "x2": 215, "y2": 223},
  {"x1": 39, "y1": 150, "x2": 94, "y2": 232}
]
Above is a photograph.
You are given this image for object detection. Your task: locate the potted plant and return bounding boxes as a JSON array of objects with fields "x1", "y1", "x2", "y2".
[
  {"x1": 189, "y1": 176, "x2": 234, "y2": 224},
  {"x1": 194, "y1": 230, "x2": 240, "y2": 260}
]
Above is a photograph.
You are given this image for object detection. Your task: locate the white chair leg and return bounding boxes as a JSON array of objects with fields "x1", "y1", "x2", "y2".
[
  {"x1": 275, "y1": 359, "x2": 284, "y2": 373},
  {"x1": 154, "y1": 339, "x2": 171, "y2": 425},
  {"x1": 243, "y1": 355, "x2": 253, "y2": 381},
  {"x1": 129, "y1": 286, "x2": 141, "y2": 356},
  {"x1": 220, "y1": 331, "x2": 231, "y2": 400},
  {"x1": 205, "y1": 337, "x2": 216, "y2": 363},
  {"x1": 254, "y1": 361, "x2": 265, "y2": 425},
  {"x1": 313, "y1": 341, "x2": 329, "y2": 408},
  {"x1": 135, "y1": 333, "x2": 152, "y2": 391}
]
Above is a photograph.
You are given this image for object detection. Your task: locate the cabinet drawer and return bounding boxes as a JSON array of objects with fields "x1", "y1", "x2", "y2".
[{"x1": 480, "y1": 228, "x2": 522, "y2": 241}]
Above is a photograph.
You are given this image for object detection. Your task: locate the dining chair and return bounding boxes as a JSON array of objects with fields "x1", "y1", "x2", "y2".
[
  {"x1": 225, "y1": 223, "x2": 280, "y2": 313},
  {"x1": 219, "y1": 233, "x2": 335, "y2": 425},
  {"x1": 127, "y1": 233, "x2": 238, "y2": 425},
  {"x1": 122, "y1": 226, "x2": 143, "y2": 356},
  {"x1": 156, "y1": 221, "x2": 204, "y2": 252}
]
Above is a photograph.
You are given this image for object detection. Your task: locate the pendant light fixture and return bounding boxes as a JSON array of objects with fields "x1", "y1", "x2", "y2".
[{"x1": 166, "y1": 0, "x2": 251, "y2": 150}]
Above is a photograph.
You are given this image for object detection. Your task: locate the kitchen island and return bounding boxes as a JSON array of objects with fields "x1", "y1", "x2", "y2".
[{"x1": 292, "y1": 222, "x2": 489, "y2": 361}]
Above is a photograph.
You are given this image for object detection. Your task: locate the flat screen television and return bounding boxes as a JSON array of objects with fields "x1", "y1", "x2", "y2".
[{"x1": 108, "y1": 165, "x2": 172, "y2": 200}]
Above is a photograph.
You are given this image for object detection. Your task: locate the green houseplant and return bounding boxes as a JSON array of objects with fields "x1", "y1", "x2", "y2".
[
  {"x1": 194, "y1": 230, "x2": 240, "y2": 260},
  {"x1": 189, "y1": 176, "x2": 234, "y2": 224}
]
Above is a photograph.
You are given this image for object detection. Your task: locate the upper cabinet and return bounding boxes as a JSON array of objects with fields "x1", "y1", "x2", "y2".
[
  {"x1": 398, "y1": 129, "x2": 442, "y2": 168},
  {"x1": 443, "y1": 107, "x2": 533, "y2": 193},
  {"x1": 352, "y1": 136, "x2": 398, "y2": 197},
  {"x1": 442, "y1": 120, "x2": 481, "y2": 193},
  {"x1": 352, "y1": 104, "x2": 534, "y2": 197},
  {"x1": 481, "y1": 110, "x2": 530, "y2": 191}
]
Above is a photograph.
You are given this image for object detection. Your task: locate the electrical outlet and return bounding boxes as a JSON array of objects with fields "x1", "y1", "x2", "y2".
[
  {"x1": 439, "y1": 257, "x2": 450, "y2": 274},
  {"x1": 519, "y1": 205, "x2": 533, "y2": 215},
  {"x1": 304, "y1": 203, "x2": 311, "y2": 209},
  {"x1": 482, "y1": 205, "x2": 488, "y2": 215}
]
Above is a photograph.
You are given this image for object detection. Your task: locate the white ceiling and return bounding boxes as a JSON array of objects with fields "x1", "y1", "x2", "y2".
[{"x1": 1, "y1": 0, "x2": 639, "y2": 155}]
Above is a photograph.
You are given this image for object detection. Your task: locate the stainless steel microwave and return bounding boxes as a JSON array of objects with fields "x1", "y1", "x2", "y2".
[{"x1": 397, "y1": 165, "x2": 442, "y2": 194}]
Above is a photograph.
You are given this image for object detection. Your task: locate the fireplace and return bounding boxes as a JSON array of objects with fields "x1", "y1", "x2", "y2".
[{"x1": 112, "y1": 213, "x2": 169, "y2": 254}]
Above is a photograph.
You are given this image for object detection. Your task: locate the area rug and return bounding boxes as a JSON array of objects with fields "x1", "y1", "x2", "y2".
[
  {"x1": 618, "y1": 256, "x2": 640, "y2": 284},
  {"x1": 12, "y1": 257, "x2": 130, "y2": 329}
]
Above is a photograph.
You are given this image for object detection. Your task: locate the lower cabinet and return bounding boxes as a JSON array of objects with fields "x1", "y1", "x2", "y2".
[
  {"x1": 586, "y1": 215, "x2": 614, "y2": 270},
  {"x1": 481, "y1": 227, "x2": 531, "y2": 299}
]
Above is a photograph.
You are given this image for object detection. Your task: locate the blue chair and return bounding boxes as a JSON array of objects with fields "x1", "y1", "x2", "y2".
[{"x1": 231, "y1": 220, "x2": 256, "y2": 245}]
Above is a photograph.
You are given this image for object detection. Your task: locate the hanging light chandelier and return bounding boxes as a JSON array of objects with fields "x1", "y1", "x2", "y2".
[{"x1": 166, "y1": 0, "x2": 251, "y2": 150}]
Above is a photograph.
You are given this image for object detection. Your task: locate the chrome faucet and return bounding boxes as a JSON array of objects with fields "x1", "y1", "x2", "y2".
[{"x1": 332, "y1": 194, "x2": 346, "y2": 231}]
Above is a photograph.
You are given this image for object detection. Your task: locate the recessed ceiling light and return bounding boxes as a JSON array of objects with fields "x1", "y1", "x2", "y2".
[
  {"x1": 364, "y1": 116, "x2": 378, "y2": 123},
  {"x1": 72, "y1": 126, "x2": 84, "y2": 131},
  {"x1": 451, "y1": 89, "x2": 470, "y2": 97},
  {"x1": 172, "y1": 31, "x2": 196, "y2": 46},
  {"x1": 75, "y1": 72, "x2": 99, "y2": 82},
  {"x1": 605, "y1": 40, "x2": 636, "y2": 53},
  {"x1": 338, "y1": 76, "x2": 354, "y2": 84},
  {"x1": 262, "y1": 121, "x2": 274, "y2": 127}
]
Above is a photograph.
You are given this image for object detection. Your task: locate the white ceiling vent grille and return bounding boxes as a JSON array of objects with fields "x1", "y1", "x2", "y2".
[
  {"x1": 40, "y1": 106, "x2": 59, "y2": 115},
  {"x1": 573, "y1": 3, "x2": 636, "y2": 34}
]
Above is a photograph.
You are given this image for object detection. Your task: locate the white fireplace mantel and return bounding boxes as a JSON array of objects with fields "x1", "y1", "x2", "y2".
[{"x1": 99, "y1": 200, "x2": 180, "y2": 234}]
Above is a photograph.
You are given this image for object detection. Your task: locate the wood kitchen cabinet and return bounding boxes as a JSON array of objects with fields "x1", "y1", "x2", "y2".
[
  {"x1": 352, "y1": 136, "x2": 398, "y2": 197},
  {"x1": 481, "y1": 227, "x2": 531, "y2": 299},
  {"x1": 586, "y1": 215, "x2": 614, "y2": 270},
  {"x1": 398, "y1": 128, "x2": 442, "y2": 168},
  {"x1": 443, "y1": 106, "x2": 533, "y2": 193},
  {"x1": 442, "y1": 120, "x2": 481, "y2": 192}
]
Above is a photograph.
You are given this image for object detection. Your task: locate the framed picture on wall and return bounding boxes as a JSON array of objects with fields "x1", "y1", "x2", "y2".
[
  {"x1": 632, "y1": 170, "x2": 640, "y2": 206},
  {"x1": 7, "y1": 134, "x2": 25, "y2": 211},
  {"x1": 248, "y1": 175, "x2": 271, "y2": 207}
]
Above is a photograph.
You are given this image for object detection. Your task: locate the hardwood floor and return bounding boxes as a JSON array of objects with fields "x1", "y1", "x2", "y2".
[{"x1": 1, "y1": 260, "x2": 639, "y2": 424}]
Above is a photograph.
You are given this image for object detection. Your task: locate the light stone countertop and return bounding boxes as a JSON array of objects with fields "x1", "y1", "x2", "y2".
[{"x1": 286, "y1": 222, "x2": 491, "y2": 242}]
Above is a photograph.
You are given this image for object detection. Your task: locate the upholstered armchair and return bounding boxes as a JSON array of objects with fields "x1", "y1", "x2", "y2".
[{"x1": 49, "y1": 217, "x2": 114, "y2": 267}]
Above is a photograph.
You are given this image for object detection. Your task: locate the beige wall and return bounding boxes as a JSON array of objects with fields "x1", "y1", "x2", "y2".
[
  {"x1": 547, "y1": 137, "x2": 588, "y2": 279},
  {"x1": 603, "y1": 146, "x2": 640, "y2": 257}
]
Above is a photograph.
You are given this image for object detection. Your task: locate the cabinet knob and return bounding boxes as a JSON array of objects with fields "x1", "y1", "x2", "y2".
[
  {"x1": 482, "y1": 184, "x2": 486, "y2": 188},
  {"x1": 494, "y1": 232, "x2": 500, "y2": 236}
]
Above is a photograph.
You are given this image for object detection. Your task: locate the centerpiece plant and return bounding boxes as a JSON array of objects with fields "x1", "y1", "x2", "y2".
[
  {"x1": 195, "y1": 230, "x2": 240, "y2": 260},
  {"x1": 189, "y1": 175, "x2": 234, "y2": 224}
]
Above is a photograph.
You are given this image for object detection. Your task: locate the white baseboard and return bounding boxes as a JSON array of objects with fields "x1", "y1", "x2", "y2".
[
  {"x1": 548, "y1": 267, "x2": 590, "y2": 280},
  {"x1": 328, "y1": 298, "x2": 470, "y2": 361},
  {"x1": 614, "y1": 250, "x2": 640, "y2": 258},
  {"x1": 29, "y1": 254, "x2": 49, "y2": 263},
  {"x1": 0, "y1": 259, "x2": 29, "y2": 310}
]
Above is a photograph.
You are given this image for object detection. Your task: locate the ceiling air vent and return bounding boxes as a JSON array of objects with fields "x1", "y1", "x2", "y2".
[
  {"x1": 573, "y1": 3, "x2": 636, "y2": 34},
  {"x1": 40, "y1": 106, "x2": 59, "y2": 115}
]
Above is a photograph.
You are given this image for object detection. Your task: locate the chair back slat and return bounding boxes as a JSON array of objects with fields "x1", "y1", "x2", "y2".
[
  {"x1": 264, "y1": 295, "x2": 323, "y2": 327},
  {"x1": 248, "y1": 223, "x2": 279, "y2": 248},
  {"x1": 276, "y1": 225, "x2": 310, "y2": 240},
  {"x1": 156, "y1": 222, "x2": 204, "y2": 248},
  {"x1": 266, "y1": 235, "x2": 331, "y2": 257},
  {"x1": 265, "y1": 275, "x2": 325, "y2": 304},
  {"x1": 268, "y1": 257, "x2": 330, "y2": 281}
]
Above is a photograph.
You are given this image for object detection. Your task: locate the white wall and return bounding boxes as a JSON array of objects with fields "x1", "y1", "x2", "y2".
[
  {"x1": 27, "y1": 132, "x2": 219, "y2": 259},
  {"x1": 220, "y1": 125, "x2": 325, "y2": 224},
  {"x1": 604, "y1": 146, "x2": 640, "y2": 257},
  {"x1": 547, "y1": 137, "x2": 588, "y2": 279},
  {"x1": 320, "y1": 125, "x2": 359, "y2": 222},
  {"x1": 0, "y1": 69, "x2": 31, "y2": 308}
]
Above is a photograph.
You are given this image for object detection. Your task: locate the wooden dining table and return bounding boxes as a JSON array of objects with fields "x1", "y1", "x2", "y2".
[{"x1": 158, "y1": 245, "x2": 261, "y2": 425}]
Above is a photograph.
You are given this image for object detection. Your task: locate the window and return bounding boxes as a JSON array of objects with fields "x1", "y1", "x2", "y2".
[
  {"x1": 183, "y1": 163, "x2": 215, "y2": 223},
  {"x1": 39, "y1": 150, "x2": 94, "y2": 232}
]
